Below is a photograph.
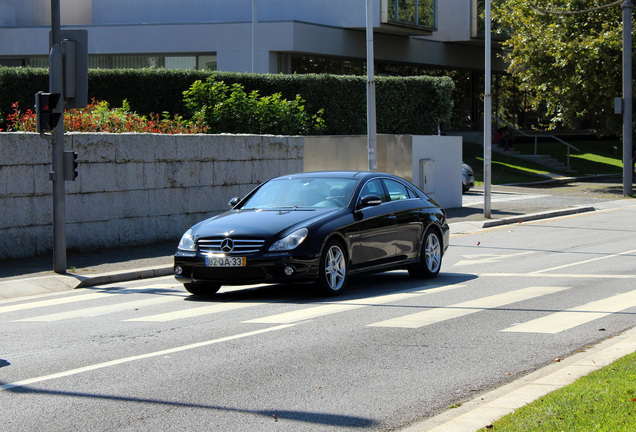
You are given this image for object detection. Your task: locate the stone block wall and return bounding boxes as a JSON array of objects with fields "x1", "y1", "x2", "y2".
[{"x1": 0, "y1": 133, "x2": 303, "y2": 259}]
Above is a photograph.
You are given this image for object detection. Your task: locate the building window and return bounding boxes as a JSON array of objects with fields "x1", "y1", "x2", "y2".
[
  {"x1": 21, "y1": 54, "x2": 217, "y2": 71},
  {"x1": 387, "y1": 0, "x2": 436, "y2": 30}
]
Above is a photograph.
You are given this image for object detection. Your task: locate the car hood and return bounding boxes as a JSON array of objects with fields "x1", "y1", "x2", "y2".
[{"x1": 192, "y1": 208, "x2": 341, "y2": 239}]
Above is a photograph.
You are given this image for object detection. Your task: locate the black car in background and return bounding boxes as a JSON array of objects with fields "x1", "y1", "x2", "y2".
[{"x1": 174, "y1": 171, "x2": 449, "y2": 296}]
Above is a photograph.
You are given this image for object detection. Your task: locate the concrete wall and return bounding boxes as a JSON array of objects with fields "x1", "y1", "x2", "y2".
[
  {"x1": 0, "y1": 133, "x2": 303, "y2": 260},
  {"x1": 304, "y1": 134, "x2": 462, "y2": 210},
  {"x1": 0, "y1": 132, "x2": 461, "y2": 260}
]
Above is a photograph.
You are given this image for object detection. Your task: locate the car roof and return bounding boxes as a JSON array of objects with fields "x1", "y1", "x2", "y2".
[{"x1": 274, "y1": 171, "x2": 387, "y2": 180}]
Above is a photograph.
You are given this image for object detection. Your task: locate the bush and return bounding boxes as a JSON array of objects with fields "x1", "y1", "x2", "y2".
[
  {"x1": 0, "y1": 67, "x2": 453, "y2": 135},
  {"x1": 183, "y1": 79, "x2": 325, "y2": 135},
  {"x1": 5, "y1": 99, "x2": 208, "y2": 134}
]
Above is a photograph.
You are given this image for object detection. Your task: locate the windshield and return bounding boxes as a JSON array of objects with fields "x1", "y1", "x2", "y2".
[{"x1": 241, "y1": 177, "x2": 358, "y2": 210}]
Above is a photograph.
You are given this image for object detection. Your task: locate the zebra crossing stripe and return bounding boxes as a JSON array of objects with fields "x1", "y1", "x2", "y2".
[
  {"x1": 14, "y1": 295, "x2": 187, "y2": 322},
  {"x1": 242, "y1": 285, "x2": 464, "y2": 324},
  {"x1": 502, "y1": 289, "x2": 636, "y2": 334},
  {"x1": 125, "y1": 301, "x2": 264, "y2": 322},
  {"x1": 367, "y1": 286, "x2": 571, "y2": 329},
  {"x1": 0, "y1": 283, "x2": 179, "y2": 315}
]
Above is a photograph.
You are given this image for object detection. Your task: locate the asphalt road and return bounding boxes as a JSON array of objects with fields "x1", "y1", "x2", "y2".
[{"x1": 2, "y1": 196, "x2": 635, "y2": 431}]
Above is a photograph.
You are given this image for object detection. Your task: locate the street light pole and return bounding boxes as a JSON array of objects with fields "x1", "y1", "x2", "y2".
[
  {"x1": 484, "y1": 0, "x2": 492, "y2": 218},
  {"x1": 252, "y1": 0, "x2": 257, "y2": 73},
  {"x1": 366, "y1": 0, "x2": 377, "y2": 172},
  {"x1": 622, "y1": 0, "x2": 633, "y2": 197}
]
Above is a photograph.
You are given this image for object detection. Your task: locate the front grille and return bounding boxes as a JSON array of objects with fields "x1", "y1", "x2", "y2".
[{"x1": 197, "y1": 238, "x2": 265, "y2": 255}]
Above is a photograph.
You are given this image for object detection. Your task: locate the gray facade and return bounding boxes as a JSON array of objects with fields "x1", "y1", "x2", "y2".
[{"x1": 0, "y1": 0, "x2": 506, "y2": 73}]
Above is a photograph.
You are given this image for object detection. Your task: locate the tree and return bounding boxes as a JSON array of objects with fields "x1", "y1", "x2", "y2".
[{"x1": 494, "y1": 0, "x2": 632, "y2": 135}]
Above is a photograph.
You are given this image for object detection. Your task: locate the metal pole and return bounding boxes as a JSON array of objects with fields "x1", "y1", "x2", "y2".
[
  {"x1": 623, "y1": 0, "x2": 633, "y2": 196},
  {"x1": 366, "y1": 0, "x2": 377, "y2": 172},
  {"x1": 50, "y1": 0, "x2": 66, "y2": 274},
  {"x1": 484, "y1": 0, "x2": 492, "y2": 217},
  {"x1": 252, "y1": 0, "x2": 257, "y2": 73}
]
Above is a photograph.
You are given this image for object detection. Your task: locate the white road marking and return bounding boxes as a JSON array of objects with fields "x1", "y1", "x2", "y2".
[
  {"x1": 368, "y1": 286, "x2": 570, "y2": 329},
  {"x1": 478, "y1": 273, "x2": 636, "y2": 279},
  {"x1": 0, "y1": 283, "x2": 179, "y2": 315},
  {"x1": 14, "y1": 295, "x2": 187, "y2": 322},
  {"x1": 125, "y1": 301, "x2": 264, "y2": 322},
  {"x1": 502, "y1": 289, "x2": 636, "y2": 334},
  {"x1": 0, "y1": 324, "x2": 296, "y2": 391},
  {"x1": 243, "y1": 285, "x2": 464, "y2": 324},
  {"x1": 530, "y1": 248, "x2": 636, "y2": 275},
  {"x1": 454, "y1": 251, "x2": 535, "y2": 266},
  {"x1": 462, "y1": 192, "x2": 546, "y2": 207}
]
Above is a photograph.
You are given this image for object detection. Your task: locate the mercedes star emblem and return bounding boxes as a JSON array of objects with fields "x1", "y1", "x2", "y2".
[{"x1": 220, "y1": 238, "x2": 234, "y2": 253}]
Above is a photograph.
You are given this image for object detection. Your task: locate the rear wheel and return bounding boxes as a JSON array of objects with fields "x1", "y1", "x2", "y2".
[
  {"x1": 408, "y1": 229, "x2": 442, "y2": 279},
  {"x1": 317, "y1": 240, "x2": 348, "y2": 296},
  {"x1": 183, "y1": 282, "x2": 221, "y2": 296}
]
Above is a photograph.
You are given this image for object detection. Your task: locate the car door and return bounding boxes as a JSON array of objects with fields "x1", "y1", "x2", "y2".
[
  {"x1": 349, "y1": 179, "x2": 398, "y2": 268},
  {"x1": 382, "y1": 178, "x2": 427, "y2": 261}
]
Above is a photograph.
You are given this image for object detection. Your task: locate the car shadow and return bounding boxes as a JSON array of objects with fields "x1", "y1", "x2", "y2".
[
  {"x1": 0, "y1": 381, "x2": 377, "y2": 428},
  {"x1": 182, "y1": 271, "x2": 478, "y2": 304}
]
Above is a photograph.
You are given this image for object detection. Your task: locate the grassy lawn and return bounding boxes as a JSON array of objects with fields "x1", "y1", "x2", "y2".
[
  {"x1": 463, "y1": 139, "x2": 625, "y2": 185},
  {"x1": 478, "y1": 352, "x2": 636, "y2": 431}
]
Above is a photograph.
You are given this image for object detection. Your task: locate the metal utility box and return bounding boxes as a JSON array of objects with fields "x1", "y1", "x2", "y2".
[{"x1": 419, "y1": 159, "x2": 435, "y2": 194}]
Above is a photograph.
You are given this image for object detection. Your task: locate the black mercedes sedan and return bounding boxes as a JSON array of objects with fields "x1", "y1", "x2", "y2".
[{"x1": 174, "y1": 171, "x2": 449, "y2": 296}]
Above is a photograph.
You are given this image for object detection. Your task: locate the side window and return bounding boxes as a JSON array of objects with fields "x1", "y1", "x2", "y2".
[
  {"x1": 383, "y1": 179, "x2": 410, "y2": 201},
  {"x1": 360, "y1": 179, "x2": 389, "y2": 202}
]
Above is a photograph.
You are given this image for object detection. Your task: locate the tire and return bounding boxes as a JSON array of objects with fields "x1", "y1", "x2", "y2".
[
  {"x1": 316, "y1": 240, "x2": 348, "y2": 296},
  {"x1": 408, "y1": 229, "x2": 442, "y2": 279},
  {"x1": 183, "y1": 282, "x2": 221, "y2": 296}
]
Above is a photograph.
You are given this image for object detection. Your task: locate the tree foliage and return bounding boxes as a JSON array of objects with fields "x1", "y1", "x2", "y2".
[{"x1": 494, "y1": 0, "x2": 632, "y2": 135}]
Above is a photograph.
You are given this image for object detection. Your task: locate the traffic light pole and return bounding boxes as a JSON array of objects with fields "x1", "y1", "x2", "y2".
[{"x1": 50, "y1": 0, "x2": 67, "y2": 274}]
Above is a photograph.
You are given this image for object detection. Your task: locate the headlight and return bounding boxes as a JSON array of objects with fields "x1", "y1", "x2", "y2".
[
  {"x1": 178, "y1": 229, "x2": 196, "y2": 252},
  {"x1": 269, "y1": 228, "x2": 308, "y2": 252}
]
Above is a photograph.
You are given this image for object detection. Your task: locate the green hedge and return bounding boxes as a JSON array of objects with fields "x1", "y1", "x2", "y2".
[{"x1": 0, "y1": 67, "x2": 453, "y2": 135}]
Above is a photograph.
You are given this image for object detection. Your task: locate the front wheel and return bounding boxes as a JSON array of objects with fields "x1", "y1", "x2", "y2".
[
  {"x1": 408, "y1": 229, "x2": 442, "y2": 279},
  {"x1": 316, "y1": 240, "x2": 348, "y2": 296},
  {"x1": 183, "y1": 282, "x2": 221, "y2": 296}
]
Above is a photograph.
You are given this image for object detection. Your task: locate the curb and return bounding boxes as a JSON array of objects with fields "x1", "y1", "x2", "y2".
[
  {"x1": 75, "y1": 266, "x2": 174, "y2": 289},
  {"x1": 481, "y1": 206, "x2": 596, "y2": 228}
]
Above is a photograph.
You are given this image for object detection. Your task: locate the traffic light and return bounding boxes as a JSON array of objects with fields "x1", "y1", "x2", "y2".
[
  {"x1": 63, "y1": 151, "x2": 79, "y2": 181},
  {"x1": 35, "y1": 92, "x2": 62, "y2": 134}
]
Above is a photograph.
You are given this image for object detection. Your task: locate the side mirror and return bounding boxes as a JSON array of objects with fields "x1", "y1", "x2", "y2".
[
  {"x1": 357, "y1": 195, "x2": 382, "y2": 210},
  {"x1": 228, "y1": 197, "x2": 240, "y2": 208}
]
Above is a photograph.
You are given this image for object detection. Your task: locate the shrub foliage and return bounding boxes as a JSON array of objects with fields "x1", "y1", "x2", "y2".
[
  {"x1": 6, "y1": 99, "x2": 208, "y2": 134},
  {"x1": 183, "y1": 79, "x2": 325, "y2": 135},
  {"x1": 0, "y1": 67, "x2": 453, "y2": 135}
]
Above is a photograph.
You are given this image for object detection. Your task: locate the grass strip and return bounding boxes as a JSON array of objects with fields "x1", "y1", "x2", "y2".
[{"x1": 479, "y1": 352, "x2": 636, "y2": 431}]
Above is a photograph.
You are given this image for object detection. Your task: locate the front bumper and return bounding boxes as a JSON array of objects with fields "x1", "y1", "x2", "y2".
[{"x1": 174, "y1": 251, "x2": 321, "y2": 286}]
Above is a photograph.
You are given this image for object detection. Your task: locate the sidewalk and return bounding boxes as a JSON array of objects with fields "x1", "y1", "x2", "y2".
[{"x1": 1, "y1": 178, "x2": 635, "y2": 431}]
